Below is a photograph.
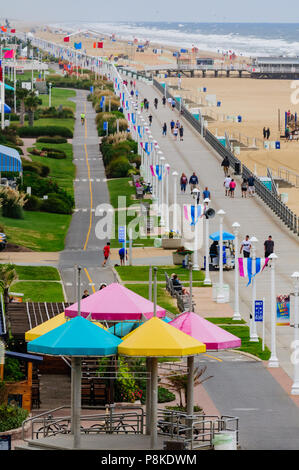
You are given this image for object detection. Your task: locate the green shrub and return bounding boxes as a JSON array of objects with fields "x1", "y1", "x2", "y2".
[
  {"x1": 0, "y1": 404, "x2": 29, "y2": 432},
  {"x1": 166, "y1": 405, "x2": 203, "y2": 413},
  {"x1": 40, "y1": 147, "x2": 66, "y2": 159},
  {"x1": 41, "y1": 195, "x2": 72, "y2": 214},
  {"x1": 4, "y1": 357, "x2": 25, "y2": 382},
  {"x1": 22, "y1": 161, "x2": 50, "y2": 177},
  {"x1": 158, "y1": 387, "x2": 176, "y2": 403},
  {"x1": 38, "y1": 106, "x2": 74, "y2": 119},
  {"x1": 24, "y1": 194, "x2": 42, "y2": 211},
  {"x1": 17, "y1": 126, "x2": 73, "y2": 138},
  {"x1": 0, "y1": 187, "x2": 25, "y2": 219},
  {"x1": 19, "y1": 173, "x2": 60, "y2": 197},
  {"x1": 106, "y1": 157, "x2": 132, "y2": 178},
  {"x1": 36, "y1": 136, "x2": 67, "y2": 144}
]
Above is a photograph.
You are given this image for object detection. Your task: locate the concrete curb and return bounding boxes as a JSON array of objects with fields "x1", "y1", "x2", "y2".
[{"x1": 225, "y1": 348, "x2": 262, "y2": 362}]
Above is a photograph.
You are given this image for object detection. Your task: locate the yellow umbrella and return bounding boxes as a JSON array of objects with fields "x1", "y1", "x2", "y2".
[
  {"x1": 118, "y1": 316, "x2": 206, "y2": 357},
  {"x1": 25, "y1": 313, "x2": 107, "y2": 342}
]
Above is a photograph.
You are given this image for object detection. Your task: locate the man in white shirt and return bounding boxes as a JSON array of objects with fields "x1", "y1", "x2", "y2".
[
  {"x1": 224, "y1": 175, "x2": 232, "y2": 196},
  {"x1": 240, "y1": 235, "x2": 251, "y2": 258}
]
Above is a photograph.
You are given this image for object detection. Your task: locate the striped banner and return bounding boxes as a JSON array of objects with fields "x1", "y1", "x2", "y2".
[
  {"x1": 238, "y1": 257, "x2": 269, "y2": 286},
  {"x1": 184, "y1": 204, "x2": 202, "y2": 226}
]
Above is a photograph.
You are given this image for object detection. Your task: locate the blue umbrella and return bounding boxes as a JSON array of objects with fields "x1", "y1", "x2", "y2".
[
  {"x1": 0, "y1": 102, "x2": 11, "y2": 113},
  {"x1": 209, "y1": 231, "x2": 235, "y2": 241}
]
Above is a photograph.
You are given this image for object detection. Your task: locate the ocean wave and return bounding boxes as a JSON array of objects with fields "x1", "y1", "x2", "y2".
[{"x1": 50, "y1": 22, "x2": 299, "y2": 57}]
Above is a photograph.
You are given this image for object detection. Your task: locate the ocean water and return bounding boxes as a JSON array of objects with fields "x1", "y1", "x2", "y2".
[{"x1": 51, "y1": 22, "x2": 299, "y2": 57}]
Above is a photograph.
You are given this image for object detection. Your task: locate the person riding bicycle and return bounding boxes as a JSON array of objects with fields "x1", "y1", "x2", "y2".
[{"x1": 81, "y1": 113, "x2": 86, "y2": 125}]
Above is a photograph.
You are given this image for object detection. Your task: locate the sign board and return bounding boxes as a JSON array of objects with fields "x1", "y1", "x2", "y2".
[
  {"x1": 276, "y1": 295, "x2": 290, "y2": 325},
  {"x1": 0, "y1": 436, "x2": 11, "y2": 451},
  {"x1": 118, "y1": 226, "x2": 126, "y2": 243},
  {"x1": 103, "y1": 121, "x2": 108, "y2": 130},
  {"x1": 255, "y1": 300, "x2": 264, "y2": 322},
  {"x1": 21, "y1": 81, "x2": 32, "y2": 90}
]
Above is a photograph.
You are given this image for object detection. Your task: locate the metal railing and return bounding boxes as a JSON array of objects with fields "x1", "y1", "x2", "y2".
[
  {"x1": 277, "y1": 167, "x2": 299, "y2": 188},
  {"x1": 23, "y1": 405, "x2": 145, "y2": 441},
  {"x1": 153, "y1": 78, "x2": 299, "y2": 236},
  {"x1": 267, "y1": 168, "x2": 279, "y2": 196}
]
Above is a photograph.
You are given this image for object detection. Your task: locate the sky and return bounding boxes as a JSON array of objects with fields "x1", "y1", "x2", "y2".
[{"x1": 2, "y1": 0, "x2": 299, "y2": 23}]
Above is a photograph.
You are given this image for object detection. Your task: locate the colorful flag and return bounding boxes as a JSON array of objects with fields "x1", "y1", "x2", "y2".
[
  {"x1": 238, "y1": 258, "x2": 269, "y2": 286},
  {"x1": 4, "y1": 50, "x2": 14, "y2": 59},
  {"x1": 97, "y1": 42, "x2": 103, "y2": 48},
  {"x1": 74, "y1": 42, "x2": 82, "y2": 50},
  {"x1": 1, "y1": 27, "x2": 7, "y2": 32},
  {"x1": 10, "y1": 29, "x2": 16, "y2": 33},
  {"x1": 184, "y1": 205, "x2": 202, "y2": 226},
  {"x1": 64, "y1": 36, "x2": 70, "y2": 42}
]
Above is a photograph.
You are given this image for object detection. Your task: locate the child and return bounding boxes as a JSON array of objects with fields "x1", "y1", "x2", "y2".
[{"x1": 102, "y1": 242, "x2": 110, "y2": 267}]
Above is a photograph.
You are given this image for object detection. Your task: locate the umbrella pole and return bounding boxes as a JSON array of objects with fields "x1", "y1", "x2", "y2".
[
  {"x1": 72, "y1": 357, "x2": 82, "y2": 449},
  {"x1": 146, "y1": 357, "x2": 151, "y2": 435},
  {"x1": 150, "y1": 357, "x2": 158, "y2": 449},
  {"x1": 186, "y1": 355, "x2": 194, "y2": 440},
  {"x1": 77, "y1": 266, "x2": 81, "y2": 316}
]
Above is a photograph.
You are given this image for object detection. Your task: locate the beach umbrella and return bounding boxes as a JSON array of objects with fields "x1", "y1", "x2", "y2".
[
  {"x1": 209, "y1": 230, "x2": 235, "y2": 241},
  {"x1": 65, "y1": 283, "x2": 166, "y2": 321},
  {"x1": 28, "y1": 316, "x2": 122, "y2": 449},
  {"x1": 25, "y1": 312, "x2": 107, "y2": 342},
  {"x1": 118, "y1": 317, "x2": 206, "y2": 449},
  {"x1": 4, "y1": 84, "x2": 14, "y2": 91},
  {"x1": 169, "y1": 312, "x2": 241, "y2": 350},
  {"x1": 0, "y1": 101, "x2": 11, "y2": 113}
]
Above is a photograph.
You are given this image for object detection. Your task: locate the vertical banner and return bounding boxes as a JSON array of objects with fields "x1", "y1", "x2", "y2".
[{"x1": 276, "y1": 295, "x2": 290, "y2": 325}]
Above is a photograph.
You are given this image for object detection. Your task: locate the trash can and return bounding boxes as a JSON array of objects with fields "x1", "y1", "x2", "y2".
[
  {"x1": 281, "y1": 193, "x2": 288, "y2": 204},
  {"x1": 237, "y1": 115, "x2": 242, "y2": 122},
  {"x1": 154, "y1": 238, "x2": 162, "y2": 248},
  {"x1": 217, "y1": 101, "x2": 221, "y2": 107},
  {"x1": 234, "y1": 146, "x2": 240, "y2": 156},
  {"x1": 259, "y1": 176, "x2": 272, "y2": 191},
  {"x1": 203, "y1": 87, "x2": 207, "y2": 92},
  {"x1": 213, "y1": 431, "x2": 237, "y2": 450},
  {"x1": 275, "y1": 141, "x2": 281, "y2": 149},
  {"x1": 234, "y1": 161, "x2": 241, "y2": 175}
]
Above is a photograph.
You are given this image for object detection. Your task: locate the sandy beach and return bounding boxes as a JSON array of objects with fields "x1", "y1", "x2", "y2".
[{"x1": 18, "y1": 22, "x2": 299, "y2": 215}]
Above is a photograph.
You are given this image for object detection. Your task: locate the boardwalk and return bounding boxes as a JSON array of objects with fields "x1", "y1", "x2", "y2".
[
  {"x1": 59, "y1": 90, "x2": 114, "y2": 302},
  {"x1": 133, "y1": 78, "x2": 299, "y2": 379}
]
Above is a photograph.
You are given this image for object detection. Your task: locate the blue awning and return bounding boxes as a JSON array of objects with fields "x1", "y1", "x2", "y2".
[
  {"x1": 5, "y1": 350, "x2": 43, "y2": 362},
  {"x1": 0, "y1": 144, "x2": 22, "y2": 172},
  {"x1": 210, "y1": 231, "x2": 235, "y2": 241}
]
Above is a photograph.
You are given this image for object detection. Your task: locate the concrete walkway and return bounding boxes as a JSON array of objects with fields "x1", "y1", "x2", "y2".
[
  {"x1": 59, "y1": 90, "x2": 115, "y2": 302},
  {"x1": 133, "y1": 78, "x2": 299, "y2": 380}
]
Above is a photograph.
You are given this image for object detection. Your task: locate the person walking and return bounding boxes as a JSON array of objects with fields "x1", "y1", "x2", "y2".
[
  {"x1": 102, "y1": 242, "x2": 111, "y2": 267},
  {"x1": 241, "y1": 178, "x2": 248, "y2": 198},
  {"x1": 171, "y1": 99, "x2": 176, "y2": 111},
  {"x1": 189, "y1": 172, "x2": 199, "y2": 194},
  {"x1": 154, "y1": 97, "x2": 158, "y2": 109},
  {"x1": 203, "y1": 187, "x2": 210, "y2": 200},
  {"x1": 264, "y1": 235, "x2": 274, "y2": 258},
  {"x1": 162, "y1": 122, "x2": 167, "y2": 136},
  {"x1": 140, "y1": 101, "x2": 144, "y2": 112},
  {"x1": 229, "y1": 178, "x2": 236, "y2": 198},
  {"x1": 240, "y1": 235, "x2": 251, "y2": 258},
  {"x1": 173, "y1": 126, "x2": 178, "y2": 140},
  {"x1": 180, "y1": 173, "x2": 188, "y2": 193},
  {"x1": 221, "y1": 156, "x2": 230, "y2": 176},
  {"x1": 248, "y1": 175, "x2": 255, "y2": 196},
  {"x1": 266, "y1": 128, "x2": 270, "y2": 140},
  {"x1": 162, "y1": 96, "x2": 166, "y2": 107},
  {"x1": 170, "y1": 119, "x2": 175, "y2": 134},
  {"x1": 224, "y1": 174, "x2": 232, "y2": 196},
  {"x1": 148, "y1": 115, "x2": 153, "y2": 126},
  {"x1": 179, "y1": 125, "x2": 184, "y2": 141}
]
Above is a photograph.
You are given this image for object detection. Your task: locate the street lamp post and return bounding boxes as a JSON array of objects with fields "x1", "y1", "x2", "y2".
[
  {"x1": 291, "y1": 272, "x2": 299, "y2": 394},
  {"x1": 165, "y1": 164, "x2": 170, "y2": 232},
  {"x1": 232, "y1": 222, "x2": 242, "y2": 321},
  {"x1": 216, "y1": 209, "x2": 226, "y2": 303},
  {"x1": 159, "y1": 156, "x2": 165, "y2": 226},
  {"x1": 203, "y1": 198, "x2": 212, "y2": 286},
  {"x1": 49, "y1": 82, "x2": 52, "y2": 107},
  {"x1": 249, "y1": 236, "x2": 259, "y2": 342},
  {"x1": 192, "y1": 188, "x2": 200, "y2": 271},
  {"x1": 172, "y1": 171, "x2": 178, "y2": 233},
  {"x1": 268, "y1": 253, "x2": 279, "y2": 367}
]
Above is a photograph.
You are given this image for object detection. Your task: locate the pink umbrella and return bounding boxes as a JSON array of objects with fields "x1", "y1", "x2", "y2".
[
  {"x1": 65, "y1": 283, "x2": 166, "y2": 321},
  {"x1": 169, "y1": 312, "x2": 241, "y2": 350}
]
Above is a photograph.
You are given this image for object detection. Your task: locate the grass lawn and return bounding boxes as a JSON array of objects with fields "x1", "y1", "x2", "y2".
[
  {"x1": 14, "y1": 266, "x2": 60, "y2": 281},
  {"x1": 116, "y1": 266, "x2": 205, "y2": 282},
  {"x1": 107, "y1": 178, "x2": 151, "y2": 208},
  {"x1": 206, "y1": 317, "x2": 246, "y2": 325},
  {"x1": 39, "y1": 88, "x2": 76, "y2": 111},
  {"x1": 11, "y1": 281, "x2": 64, "y2": 302},
  {"x1": 124, "y1": 283, "x2": 180, "y2": 316},
  {"x1": 32, "y1": 143, "x2": 75, "y2": 197},
  {"x1": 110, "y1": 211, "x2": 157, "y2": 249},
  {"x1": 0, "y1": 211, "x2": 71, "y2": 251},
  {"x1": 26, "y1": 118, "x2": 75, "y2": 133},
  {"x1": 217, "y1": 324, "x2": 271, "y2": 360}
]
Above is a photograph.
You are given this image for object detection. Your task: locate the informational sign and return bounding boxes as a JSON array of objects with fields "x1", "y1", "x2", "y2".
[
  {"x1": 118, "y1": 226, "x2": 126, "y2": 243},
  {"x1": 276, "y1": 295, "x2": 290, "y2": 326},
  {"x1": 255, "y1": 300, "x2": 264, "y2": 322},
  {"x1": 103, "y1": 121, "x2": 108, "y2": 130},
  {"x1": 0, "y1": 436, "x2": 11, "y2": 451}
]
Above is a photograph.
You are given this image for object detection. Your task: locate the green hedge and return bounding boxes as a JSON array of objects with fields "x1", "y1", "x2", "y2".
[
  {"x1": 106, "y1": 156, "x2": 132, "y2": 178},
  {"x1": 41, "y1": 194, "x2": 73, "y2": 215},
  {"x1": 0, "y1": 404, "x2": 29, "y2": 432},
  {"x1": 17, "y1": 126, "x2": 73, "y2": 138},
  {"x1": 36, "y1": 136, "x2": 68, "y2": 144},
  {"x1": 24, "y1": 195, "x2": 42, "y2": 211}
]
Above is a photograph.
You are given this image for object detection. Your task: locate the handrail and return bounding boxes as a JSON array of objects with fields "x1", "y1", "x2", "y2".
[
  {"x1": 278, "y1": 167, "x2": 299, "y2": 188},
  {"x1": 153, "y1": 78, "x2": 299, "y2": 236},
  {"x1": 267, "y1": 168, "x2": 279, "y2": 196}
]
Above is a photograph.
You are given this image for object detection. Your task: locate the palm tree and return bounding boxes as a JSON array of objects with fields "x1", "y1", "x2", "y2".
[
  {"x1": 16, "y1": 87, "x2": 29, "y2": 125},
  {"x1": 24, "y1": 92, "x2": 42, "y2": 126},
  {"x1": 0, "y1": 264, "x2": 17, "y2": 310},
  {"x1": 162, "y1": 366, "x2": 213, "y2": 408}
]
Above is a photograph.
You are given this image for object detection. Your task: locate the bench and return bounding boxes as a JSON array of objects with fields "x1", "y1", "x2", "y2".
[{"x1": 165, "y1": 272, "x2": 195, "y2": 312}]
